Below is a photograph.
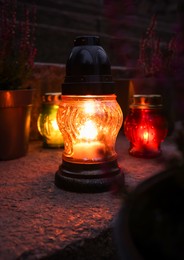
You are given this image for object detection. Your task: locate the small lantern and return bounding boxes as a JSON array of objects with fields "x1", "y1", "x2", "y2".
[
  {"x1": 124, "y1": 95, "x2": 168, "y2": 158},
  {"x1": 55, "y1": 36, "x2": 124, "y2": 192},
  {"x1": 37, "y1": 92, "x2": 64, "y2": 148}
]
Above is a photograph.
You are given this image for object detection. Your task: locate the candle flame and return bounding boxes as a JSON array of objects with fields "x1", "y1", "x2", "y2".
[
  {"x1": 51, "y1": 119, "x2": 59, "y2": 131},
  {"x1": 84, "y1": 101, "x2": 95, "y2": 114},
  {"x1": 143, "y1": 131, "x2": 149, "y2": 141},
  {"x1": 79, "y1": 120, "x2": 98, "y2": 140}
]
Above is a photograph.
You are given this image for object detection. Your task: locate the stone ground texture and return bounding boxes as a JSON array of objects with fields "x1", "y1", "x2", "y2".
[{"x1": 0, "y1": 134, "x2": 177, "y2": 260}]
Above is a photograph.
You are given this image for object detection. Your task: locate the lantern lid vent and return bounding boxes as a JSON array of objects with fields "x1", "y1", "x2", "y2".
[{"x1": 62, "y1": 36, "x2": 115, "y2": 95}]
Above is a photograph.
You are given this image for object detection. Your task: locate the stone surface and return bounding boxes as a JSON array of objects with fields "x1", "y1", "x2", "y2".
[{"x1": 0, "y1": 134, "x2": 177, "y2": 259}]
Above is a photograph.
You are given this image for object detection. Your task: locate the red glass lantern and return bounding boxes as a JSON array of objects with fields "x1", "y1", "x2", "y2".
[{"x1": 124, "y1": 95, "x2": 168, "y2": 158}]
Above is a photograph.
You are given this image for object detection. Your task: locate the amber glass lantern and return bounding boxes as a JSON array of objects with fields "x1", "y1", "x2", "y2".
[
  {"x1": 55, "y1": 36, "x2": 124, "y2": 192},
  {"x1": 124, "y1": 95, "x2": 168, "y2": 158},
  {"x1": 37, "y1": 92, "x2": 64, "y2": 148}
]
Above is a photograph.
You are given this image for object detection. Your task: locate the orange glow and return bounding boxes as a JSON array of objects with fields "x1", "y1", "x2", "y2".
[
  {"x1": 84, "y1": 101, "x2": 96, "y2": 114},
  {"x1": 74, "y1": 119, "x2": 104, "y2": 160},
  {"x1": 57, "y1": 95, "x2": 123, "y2": 162},
  {"x1": 78, "y1": 120, "x2": 98, "y2": 141}
]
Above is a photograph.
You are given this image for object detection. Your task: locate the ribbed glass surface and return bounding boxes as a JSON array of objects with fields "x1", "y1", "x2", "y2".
[
  {"x1": 124, "y1": 108, "x2": 168, "y2": 158},
  {"x1": 37, "y1": 104, "x2": 64, "y2": 147},
  {"x1": 57, "y1": 95, "x2": 123, "y2": 163}
]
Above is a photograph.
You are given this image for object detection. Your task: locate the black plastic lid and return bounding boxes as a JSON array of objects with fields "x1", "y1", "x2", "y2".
[{"x1": 62, "y1": 36, "x2": 115, "y2": 95}]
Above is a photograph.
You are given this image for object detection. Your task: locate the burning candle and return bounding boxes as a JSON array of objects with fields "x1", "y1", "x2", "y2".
[
  {"x1": 73, "y1": 141, "x2": 106, "y2": 161},
  {"x1": 124, "y1": 95, "x2": 168, "y2": 158},
  {"x1": 72, "y1": 119, "x2": 106, "y2": 161},
  {"x1": 55, "y1": 35, "x2": 123, "y2": 192},
  {"x1": 37, "y1": 93, "x2": 64, "y2": 148},
  {"x1": 57, "y1": 95, "x2": 120, "y2": 162}
]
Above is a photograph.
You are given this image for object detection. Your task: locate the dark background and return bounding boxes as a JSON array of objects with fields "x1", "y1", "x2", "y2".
[{"x1": 17, "y1": 0, "x2": 179, "y2": 67}]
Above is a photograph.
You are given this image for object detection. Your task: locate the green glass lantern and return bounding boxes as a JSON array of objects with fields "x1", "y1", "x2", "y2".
[{"x1": 37, "y1": 92, "x2": 64, "y2": 148}]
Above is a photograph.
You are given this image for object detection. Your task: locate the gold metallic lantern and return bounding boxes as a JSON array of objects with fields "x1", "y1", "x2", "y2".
[
  {"x1": 55, "y1": 36, "x2": 124, "y2": 192},
  {"x1": 37, "y1": 92, "x2": 64, "y2": 148}
]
